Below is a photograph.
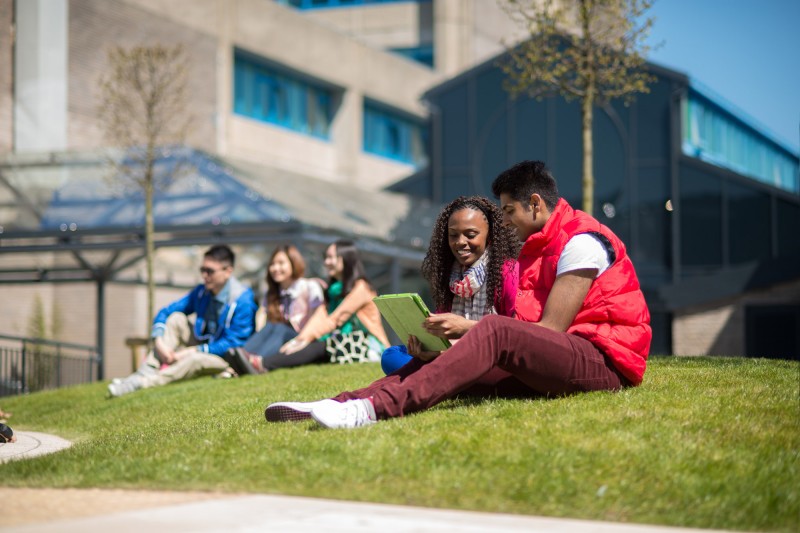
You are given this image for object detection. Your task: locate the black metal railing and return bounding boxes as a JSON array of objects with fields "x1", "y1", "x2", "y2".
[{"x1": 0, "y1": 334, "x2": 100, "y2": 397}]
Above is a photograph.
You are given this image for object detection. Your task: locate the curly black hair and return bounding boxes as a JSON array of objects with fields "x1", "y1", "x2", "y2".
[{"x1": 421, "y1": 196, "x2": 520, "y2": 313}]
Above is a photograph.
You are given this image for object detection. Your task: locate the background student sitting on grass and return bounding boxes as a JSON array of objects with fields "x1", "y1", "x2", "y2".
[
  {"x1": 236, "y1": 244, "x2": 326, "y2": 371},
  {"x1": 380, "y1": 195, "x2": 519, "y2": 375},
  {"x1": 108, "y1": 244, "x2": 257, "y2": 397},
  {"x1": 249, "y1": 239, "x2": 390, "y2": 373},
  {"x1": 265, "y1": 160, "x2": 652, "y2": 428}
]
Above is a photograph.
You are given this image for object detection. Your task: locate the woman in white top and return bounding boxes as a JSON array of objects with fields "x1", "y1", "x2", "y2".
[{"x1": 241, "y1": 245, "x2": 325, "y2": 360}]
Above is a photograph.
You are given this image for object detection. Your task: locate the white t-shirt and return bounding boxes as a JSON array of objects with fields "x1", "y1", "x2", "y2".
[{"x1": 556, "y1": 233, "x2": 611, "y2": 278}]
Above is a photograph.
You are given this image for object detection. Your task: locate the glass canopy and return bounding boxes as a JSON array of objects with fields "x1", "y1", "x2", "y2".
[{"x1": 0, "y1": 147, "x2": 440, "y2": 285}]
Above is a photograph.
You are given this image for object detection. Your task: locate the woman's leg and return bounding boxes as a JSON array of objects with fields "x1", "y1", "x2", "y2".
[
  {"x1": 260, "y1": 341, "x2": 327, "y2": 371},
  {"x1": 244, "y1": 322, "x2": 298, "y2": 356}
]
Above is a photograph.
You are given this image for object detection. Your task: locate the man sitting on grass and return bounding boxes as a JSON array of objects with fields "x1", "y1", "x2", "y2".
[
  {"x1": 266, "y1": 160, "x2": 652, "y2": 428},
  {"x1": 109, "y1": 244, "x2": 257, "y2": 397}
]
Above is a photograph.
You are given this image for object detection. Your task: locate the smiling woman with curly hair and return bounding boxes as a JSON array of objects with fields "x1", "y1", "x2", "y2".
[{"x1": 380, "y1": 195, "x2": 520, "y2": 374}]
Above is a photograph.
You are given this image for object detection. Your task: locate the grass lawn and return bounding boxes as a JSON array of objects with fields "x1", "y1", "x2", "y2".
[{"x1": 1, "y1": 356, "x2": 798, "y2": 532}]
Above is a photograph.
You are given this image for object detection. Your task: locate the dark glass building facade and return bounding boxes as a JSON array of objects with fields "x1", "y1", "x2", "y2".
[{"x1": 390, "y1": 56, "x2": 800, "y2": 358}]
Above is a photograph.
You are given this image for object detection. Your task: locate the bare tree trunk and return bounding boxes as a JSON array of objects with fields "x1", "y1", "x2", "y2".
[
  {"x1": 580, "y1": 0, "x2": 595, "y2": 216},
  {"x1": 582, "y1": 92, "x2": 594, "y2": 216},
  {"x1": 145, "y1": 167, "x2": 155, "y2": 329}
]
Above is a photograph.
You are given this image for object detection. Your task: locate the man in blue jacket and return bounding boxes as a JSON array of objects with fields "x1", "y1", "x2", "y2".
[{"x1": 109, "y1": 244, "x2": 257, "y2": 397}]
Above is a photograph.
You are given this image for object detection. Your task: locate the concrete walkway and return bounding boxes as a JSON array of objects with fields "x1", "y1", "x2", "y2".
[
  {"x1": 2, "y1": 493, "x2": 735, "y2": 533},
  {"x1": 1, "y1": 432, "x2": 736, "y2": 533}
]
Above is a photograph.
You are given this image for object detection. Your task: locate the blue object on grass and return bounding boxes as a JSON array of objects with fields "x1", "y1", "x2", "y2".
[{"x1": 381, "y1": 344, "x2": 413, "y2": 375}]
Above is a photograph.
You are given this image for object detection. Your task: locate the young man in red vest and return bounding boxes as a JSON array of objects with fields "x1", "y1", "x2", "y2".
[{"x1": 266, "y1": 160, "x2": 652, "y2": 428}]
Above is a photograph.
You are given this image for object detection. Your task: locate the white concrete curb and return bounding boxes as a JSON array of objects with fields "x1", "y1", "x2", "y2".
[{"x1": 0, "y1": 431, "x2": 72, "y2": 463}]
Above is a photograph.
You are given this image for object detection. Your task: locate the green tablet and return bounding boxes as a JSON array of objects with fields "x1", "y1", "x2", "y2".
[{"x1": 373, "y1": 293, "x2": 451, "y2": 352}]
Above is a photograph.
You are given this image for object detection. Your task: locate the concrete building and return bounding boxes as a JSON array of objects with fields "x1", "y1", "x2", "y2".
[
  {"x1": 0, "y1": 0, "x2": 525, "y2": 382},
  {"x1": 1, "y1": 0, "x2": 524, "y2": 190}
]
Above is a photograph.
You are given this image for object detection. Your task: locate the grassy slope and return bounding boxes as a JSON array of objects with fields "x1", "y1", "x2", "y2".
[{"x1": 1, "y1": 356, "x2": 798, "y2": 532}]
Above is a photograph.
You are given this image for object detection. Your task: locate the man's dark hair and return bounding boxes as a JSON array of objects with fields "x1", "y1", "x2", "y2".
[
  {"x1": 491, "y1": 160, "x2": 560, "y2": 210},
  {"x1": 204, "y1": 244, "x2": 235, "y2": 267}
]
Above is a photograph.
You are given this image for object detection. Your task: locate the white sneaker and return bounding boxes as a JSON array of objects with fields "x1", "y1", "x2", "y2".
[
  {"x1": 107, "y1": 374, "x2": 143, "y2": 398},
  {"x1": 264, "y1": 399, "x2": 339, "y2": 423},
  {"x1": 311, "y1": 398, "x2": 377, "y2": 429}
]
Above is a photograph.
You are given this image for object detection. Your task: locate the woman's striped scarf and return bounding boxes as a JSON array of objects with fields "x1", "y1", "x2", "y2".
[{"x1": 448, "y1": 251, "x2": 495, "y2": 320}]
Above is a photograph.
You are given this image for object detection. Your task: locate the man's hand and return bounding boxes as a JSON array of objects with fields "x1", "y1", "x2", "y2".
[
  {"x1": 406, "y1": 335, "x2": 441, "y2": 362},
  {"x1": 173, "y1": 347, "x2": 197, "y2": 362},
  {"x1": 422, "y1": 313, "x2": 477, "y2": 340},
  {"x1": 153, "y1": 338, "x2": 176, "y2": 365}
]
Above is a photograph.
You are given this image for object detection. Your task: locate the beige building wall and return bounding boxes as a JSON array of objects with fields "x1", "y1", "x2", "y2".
[
  {"x1": 434, "y1": 0, "x2": 526, "y2": 77},
  {"x1": 67, "y1": 0, "x2": 218, "y2": 153},
  {"x1": 304, "y1": 1, "x2": 434, "y2": 50},
  {"x1": 672, "y1": 279, "x2": 800, "y2": 357},
  {"x1": 305, "y1": 0, "x2": 525, "y2": 78}
]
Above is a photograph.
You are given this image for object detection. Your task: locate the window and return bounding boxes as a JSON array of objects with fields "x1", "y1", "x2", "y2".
[
  {"x1": 233, "y1": 51, "x2": 333, "y2": 139},
  {"x1": 727, "y1": 182, "x2": 771, "y2": 264},
  {"x1": 679, "y1": 167, "x2": 723, "y2": 271},
  {"x1": 363, "y1": 101, "x2": 427, "y2": 166},
  {"x1": 390, "y1": 45, "x2": 434, "y2": 68},
  {"x1": 277, "y1": 0, "x2": 428, "y2": 9},
  {"x1": 682, "y1": 86, "x2": 799, "y2": 194}
]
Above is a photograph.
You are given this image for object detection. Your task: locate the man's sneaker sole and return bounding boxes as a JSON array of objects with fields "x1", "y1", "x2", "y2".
[
  {"x1": 265, "y1": 404, "x2": 313, "y2": 422},
  {"x1": 264, "y1": 400, "x2": 339, "y2": 423}
]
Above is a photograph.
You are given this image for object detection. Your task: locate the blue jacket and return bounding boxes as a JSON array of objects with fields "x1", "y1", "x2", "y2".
[{"x1": 151, "y1": 276, "x2": 257, "y2": 356}]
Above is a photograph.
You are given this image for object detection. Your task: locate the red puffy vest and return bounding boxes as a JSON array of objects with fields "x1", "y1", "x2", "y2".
[{"x1": 515, "y1": 199, "x2": 652, "y2": 385}]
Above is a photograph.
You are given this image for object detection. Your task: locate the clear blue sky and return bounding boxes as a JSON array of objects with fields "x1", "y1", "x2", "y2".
[{"x1": 645, "y1": 0, "x2": 800, "y2": 153}]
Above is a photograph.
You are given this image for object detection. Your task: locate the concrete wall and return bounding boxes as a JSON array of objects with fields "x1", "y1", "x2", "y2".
[
  {"x1": 304, "y1": 1, "x2": 434, "y2": 50},
  {"x1": 14, "y1": 0, "x2": 68, "y2": 152},
  {"x1": 673, "y1": 279, "x2": 800, "y2": 356},
  {"x1": 0, "y1": 0, "x2": 13, "y2": 152},
  {"x1": 305, "y1": 0, "x2": 525, "y2": 78},
  {"x1": 434, "y1": 0, "x2": 525, "y2": 77},
  {"x1": 67, "y1": 0, "x2": 218, "y2": 153}
]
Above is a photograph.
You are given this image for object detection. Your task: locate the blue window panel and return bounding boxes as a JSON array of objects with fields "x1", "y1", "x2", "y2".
[
  {"x1": 277, "y1": 0, "x2": 429, "y2": 10},
  {"x1": 390, "y1": 45, "x2": 434, "y2": 68},
  {"x1": 682, "y1": 88, "x2": 799, "y2": 194},
  {"x1": 364, "y1": 101, "x2": 427, "y2": 166},
  {"x1": 233, "y1": 52, "x2": 333, "y2": 140}
]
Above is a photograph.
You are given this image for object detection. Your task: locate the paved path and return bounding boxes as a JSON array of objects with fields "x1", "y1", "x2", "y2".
[
  {"x1": 1, "y1": 432, "x2": 737, "y2": 533},
  {"x1": 2, "y1": 492, "x2": 735, "y2": 533},
  {"x1": 0, "y1": 430, "x2": 72, "y2": 464}
]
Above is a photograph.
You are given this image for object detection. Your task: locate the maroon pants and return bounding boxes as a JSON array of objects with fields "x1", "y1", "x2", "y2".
[{"x1": 333, "y1": 315, "x2": 629, "y2": 419}]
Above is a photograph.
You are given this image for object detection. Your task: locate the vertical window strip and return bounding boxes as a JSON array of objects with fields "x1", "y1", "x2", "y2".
[{"x1": 233, "y1": 53, "x2": 333, "y2": 140}]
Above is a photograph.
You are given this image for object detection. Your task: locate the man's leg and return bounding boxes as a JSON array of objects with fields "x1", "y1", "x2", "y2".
[
  {"x1": 141, "y1": 350, "x2": 229, "y2": 388},
  {"x1": 336, "y1": 315, "x2": 626, "y2": 419},
  {"x1": 143, "y1": 312, "x2": 196, "y2": 369}
]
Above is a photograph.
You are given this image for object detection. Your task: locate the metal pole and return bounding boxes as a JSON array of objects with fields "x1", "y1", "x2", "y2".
[
  {"x1": 390, "y1": 258, "x2": 401, "y2": 294},
  {"x1": 21, "y1": 341, "x2": 27, "y2": 394},
  {"x1": 96, "y1": 275, "x2": 105, "y2": 381}
]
